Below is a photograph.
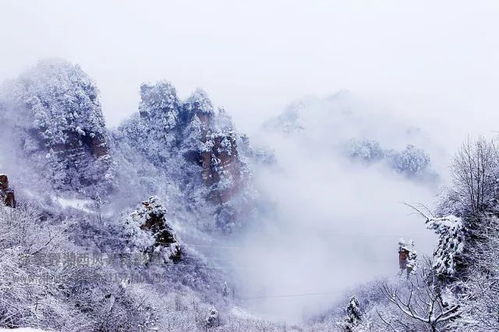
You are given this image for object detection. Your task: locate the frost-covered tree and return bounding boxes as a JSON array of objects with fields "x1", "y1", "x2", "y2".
[
  {"x1": 388, "y1": 144, "x2": 431, "y2": 177},
  {"x1": 451, "y1": 214, "x2": 499, "y2": 331},
  {"x1": 425, "y1": 216, "x2": 465, "y2": 283},
  {"x1": 344, "y1": 139, "x2": 435, "y2": 181},
  {"x1": 451, "y1": 137, "x2": 498, "y2": 216},
  {"x1": 339, "y1": 297, "x2": 362, "y2": 331},
  {"x1": 0, "y1": 202, "x2": 162, "y2": 331},
  {"x1": 414, "y1": 137, "x2": 499, "y2": 329},
  {"x1": 345, "y1": 139, "x2": 384, "y2": 164},
  {"x1": 435, "y1": 138, "x2": 498, "y2": 281},
  {"x1": 379, "y1": 259, "x2": 461, "y2": 332}
]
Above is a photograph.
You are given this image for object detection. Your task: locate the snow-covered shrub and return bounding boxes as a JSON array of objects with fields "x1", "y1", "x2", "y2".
[
  {"x1": 0, "y1": 203, "x2": 157, "y2": 331},
  {"x1": 123, "y1": 196, "x2": 181, "y2": 264}
]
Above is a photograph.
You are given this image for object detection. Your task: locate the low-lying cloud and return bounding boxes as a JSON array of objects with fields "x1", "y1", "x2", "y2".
[{"x1": 226, "y1": 95, "x2": 441, "y2": 322}]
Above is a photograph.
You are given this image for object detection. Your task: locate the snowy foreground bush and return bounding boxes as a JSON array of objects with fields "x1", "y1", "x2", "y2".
[{"x1": 0, "y1": 203, "x2": 291, "y2": 332}]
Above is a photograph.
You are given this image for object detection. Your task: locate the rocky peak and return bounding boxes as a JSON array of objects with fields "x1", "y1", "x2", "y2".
[
  {"x1": 139, "y1": 82, "x2": 180, "y2": 128},
  {"x1": 180, "y1": 91, "x2": 248, "y2": 228},
  {"x1": 0, "y1": 59, "x2": 113, "y2": 196},
  {"x1": 200, "y1": 131, "x2": 243, "y2": 204},
  {"x1": 182, "y1": 90, "x2": 245, "y2": 194},
  {"x1": 116, "y1": 81, "x2": 251, "y2": 231},
  {"x1": 183, "y1": 89, "x2": 215, "y2": 124}
]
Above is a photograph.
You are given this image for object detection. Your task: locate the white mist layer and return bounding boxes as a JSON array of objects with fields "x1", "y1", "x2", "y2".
[{"x1": 227, "y1": 96, "x2": 441, "y2": 322}]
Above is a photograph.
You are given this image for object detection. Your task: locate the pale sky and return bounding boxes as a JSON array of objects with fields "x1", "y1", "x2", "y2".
[{"x1": 1, "y1": 0, "x2": 499, "y2": 134}]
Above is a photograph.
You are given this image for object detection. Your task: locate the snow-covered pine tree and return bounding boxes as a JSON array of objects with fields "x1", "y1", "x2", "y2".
[
  {"x1": 123, "y1": 196, "x2": 182, "y2": 264},
  {"x1": 425, "y1": 216, "x2": 465, "y2": 283},
  {"x1": 340, "y1": 296, "x2": 362, "y2": 331}
]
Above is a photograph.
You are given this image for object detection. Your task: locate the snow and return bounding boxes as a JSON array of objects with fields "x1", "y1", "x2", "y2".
[
  {"x1": 426, "y1": 215, "x2": 465, "y2": 277},
  {"x1": 0, "y1": 59, "x2": 114, "y2": 195},
  {"x1": 230, "y1": 306, "x2": 257, "y2": 320},
  {"x1": 123, "y1": 196, "x2": 181, "y2": 263},
  {"x1": 56, "y1": 196, "x2": 94, "y2": 213},
  {"x1": 0, "y1": 57, "x2": 495, "y2": 332}
]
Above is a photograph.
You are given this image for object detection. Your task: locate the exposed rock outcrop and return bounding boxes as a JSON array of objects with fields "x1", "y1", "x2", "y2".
[
  {"x1": 124, "y1": 196, "x2": 181, "y2": 263},
  {"x1": 200, "y1": 132, "x2": 243, "y2": 204},
  {"x1": 116, "y1": 83, "x2": 250, "y2": 231},
  {"x1": 182, "y1": 90, "x2": 246, "y2": 205},
  {"x1": 0, "y1": 174, "x2": 16, "y2": 208},
  {"x1": 0, "y1": 59, "x2": 114, "y2": 196},
  {"x1": 398, "y1": 239, "x2": 417, "y2": 277}
]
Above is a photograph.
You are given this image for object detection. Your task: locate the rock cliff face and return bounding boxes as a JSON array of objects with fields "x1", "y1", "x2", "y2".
[
  {"x1": 0, "y1": 59, "x2": 114, "y2": 196},
  {"x1": 0, "y1": 174, "x2": 16, "y2": 208},
  {"x1": 200, "y1": 132, "x2": 243, "y2": 204},
  {"x1": 181, "y1": 90, "x2": 246, "y2": 205},
  {"x1": 116, "y1": 83, "x2": 250, "y2": 231}
]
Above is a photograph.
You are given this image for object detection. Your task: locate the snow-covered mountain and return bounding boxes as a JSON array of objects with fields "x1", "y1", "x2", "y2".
[
  {"x1": 0, "y1": 59, "x2": 254, "y2": 232},
  {"x1": 0, "y1": 60, "x2": 267, "y2": 331},
  {"x1": 114, "y1": 81, "x2": 253, "y2": 232},
  {"x1": 0, "y1": 60, "x2": 114, "y2": 197}
]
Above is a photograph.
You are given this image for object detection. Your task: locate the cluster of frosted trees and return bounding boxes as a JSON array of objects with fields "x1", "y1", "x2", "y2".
[{"x1": 346, "y1": 139, "x2": 433, "y2": 178}]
